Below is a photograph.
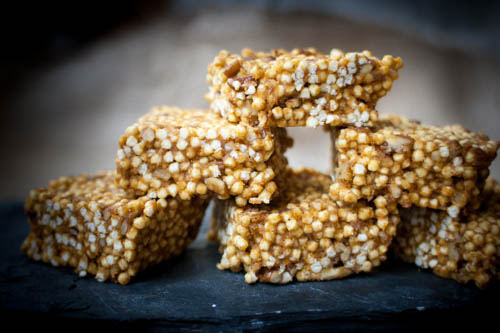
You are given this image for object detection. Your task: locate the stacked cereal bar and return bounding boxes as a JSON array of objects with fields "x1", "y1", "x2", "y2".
[
  {"x1": 206, "y1": 47, "x2": 406, "y2": 284},
  {"x1": 329, "y1": 115, "x2": 499, "y2": 215},
  {"x1": 328, "y1": 115, "x2": 499, "y2": 286},
  {"x1": 207, "y1": 48, "x2": 403, "y2": 128},
  {"x1": 393, "y1": 178, "x2": 500, "y2": 288},
  {"x1": 22, "y1": 172, "x2": 209, "y2": 285},
  {"x1": 116, "y1": 106, "x2": 293, "y2": 206},
  {"x1": 209, "y1": 168, "x2": 399, "y2": 284}
]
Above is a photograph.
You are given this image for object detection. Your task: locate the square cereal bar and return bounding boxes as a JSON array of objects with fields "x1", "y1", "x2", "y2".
[
  {"x1": 209, "y1": 168, "x2": 400, "y2": 284},
  {"x1": 393, "y1": 178, "x2": 500, "y2": 288},
  {"x1": 329, "y1": 115, "x2": 499, "y2": 215},
  {"x1": 115, "y1": 106, "x2": 293, "y2": 207},
  {"x1": 22, "y1": 171, "x2": 209, "y2": 285},
  {"x1": 207, "y1": 48, "x2": 403, "y2": 128}
]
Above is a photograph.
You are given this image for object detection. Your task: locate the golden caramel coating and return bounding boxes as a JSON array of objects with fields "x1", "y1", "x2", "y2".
[
  {"x1": 393, "y1": 178, "x2": 500, "y2": 288},
  {"x1": 209, "y1": 168, "x2": 400, "y2": 284},
  {"x1": 22, "y1": 172, "x2": 208, "y2": 285},
  {"x1": 115, "y1": 106, "x2": 293, "y2": 207},
  {"x1": 206, "y1": 48, "x2": 403, "y2": 128},
  {"x1": 329, "y1": 115, "x2": 499, "y2": 215}
]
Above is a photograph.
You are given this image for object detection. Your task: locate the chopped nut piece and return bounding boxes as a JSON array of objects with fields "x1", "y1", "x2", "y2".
[
  {"x1": 22, "y1": 171, "x2": 208, "y2": 285},
  {"x1": 209, "y1": 168, "x2": 400, "y2": 284},
  {"x1": 329, "y1": 115, "x2": 499, "y2": 213},
  {"x1": 393, "y1": 178, "x2": 500, "y2": 288},
  {"x1": 222, "y1": 60, "x2": 241, "y2": 78},
  {"x1": 116, "y1": 106, "x2": 293, "y2": 206},
  {"x1": 207, "y1": 48, "x2": 403, "y2": 128}
]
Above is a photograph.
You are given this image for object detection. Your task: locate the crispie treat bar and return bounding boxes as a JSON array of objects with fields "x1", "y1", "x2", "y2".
[
  {"x1": 393, "y1": 178, "x2": 500, "y2": 288},
  {"x1": 329, "y1": 115, "x2": 499, "y2": 216},
  {"x1": 206, "y1": 48, "x2": 403, "y2": 128},
  {"x1": 22, "y1": 172, "x2": 208, "y2": 285},
  {"x1": 209, "y1": 168, "x2": 400, "y2": 284},
  {"x1": 115, "y1": 106, "x2": 293, "y2": 207}
]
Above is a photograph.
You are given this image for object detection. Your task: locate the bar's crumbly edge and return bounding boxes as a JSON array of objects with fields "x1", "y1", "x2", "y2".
[
  {"x1": 207, "y1": 47, "x2": 403, "y2": 128},
  {"x1": 329, "y1": 115, "x2": 499, "y2": 215},
  {"x1": 209, "y1": 168, "x2": 400, "y2": 284},
  {"x1": 22, "y1": 171, "x2": 209, "y2": 285},
  {"x1": 115, "y1": 106, "x2": 293, "y2": 207},
  {"x1": 393, "y1": 178, "x2": 500, "y2": 288}
]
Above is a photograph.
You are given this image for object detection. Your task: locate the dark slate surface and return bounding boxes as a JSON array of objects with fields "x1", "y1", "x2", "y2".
[{"x1": 0, "y1": 202, "x2": 498, "y2": 332}]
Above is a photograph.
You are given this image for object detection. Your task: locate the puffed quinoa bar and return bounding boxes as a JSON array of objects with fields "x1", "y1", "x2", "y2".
[
  {"x1": 206, "y1": 48, "x2": 403, "y2": 128},
  {"x1": 115, "y1": 106, "x2": 293, "y2": 207},
  {"x1": 209, "y1": 168, "x2": 400, "y2": 284},
  {"x1": 22, "y1": 171, "x2": 208, "y2": 285},
  {"x1": 329, "y1": 115, "x2": 499, "y2": 215},
  {"x1": 393, "y1": 178, "x2": 500, "y2": 288}
]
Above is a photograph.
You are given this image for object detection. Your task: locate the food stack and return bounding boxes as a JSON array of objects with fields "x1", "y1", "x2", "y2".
[{"x1": 22, "y1": 48, "x2": 499, "y2": 288}]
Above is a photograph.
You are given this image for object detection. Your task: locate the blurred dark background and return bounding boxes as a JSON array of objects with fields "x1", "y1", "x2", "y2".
[{"x1": 1, "y1": 0, "x2": 500, "y2": 200}]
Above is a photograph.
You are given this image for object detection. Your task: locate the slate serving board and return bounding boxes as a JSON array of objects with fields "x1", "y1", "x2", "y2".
[{"x1": 0, "y1": 202, "x2": 497, "y2": 332}]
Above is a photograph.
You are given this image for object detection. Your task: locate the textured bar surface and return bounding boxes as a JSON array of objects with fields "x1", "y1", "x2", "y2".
[
  {"x1": 116, "y1": 106, "x2": 292, "y2": 206},
  {"x1": 22, "y1": 171, "x2": 208, "y2": 285},
  {"x1": 330, "y1": 115, "x2": 499, "y2": 215},
  {"x1": 206, "y1": 48, "x2": 403, "y2": 128},
  {"x1": 209, "y1": 168, "x2": 400, "y2": 284},
  {"x1": 393, "y1": 178, "x2": 500, "y2": 288}
]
